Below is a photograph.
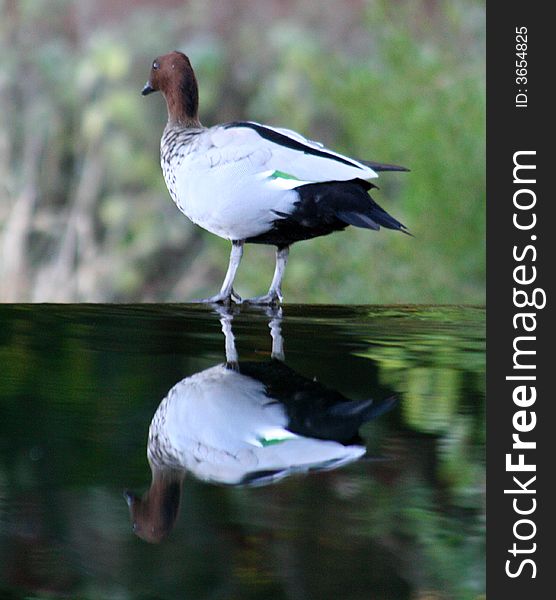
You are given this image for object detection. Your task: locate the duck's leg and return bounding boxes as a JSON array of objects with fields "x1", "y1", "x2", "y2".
[
  {"x1": 196, "y1": 240, "x2": 244, "y2": 304},
  {"x1": 218, "y1": 308, "x2": 239, "y2": 369},
  {"x1": 268, "y1": 307, "x2": 285, "y2": 360},
  {"x1": 246, "y1": 246, "x2": 289, "y2": 305}
]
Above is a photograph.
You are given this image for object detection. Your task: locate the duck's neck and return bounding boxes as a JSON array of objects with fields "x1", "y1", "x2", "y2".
[{"x1": 164, "y1": 76, "x2": 201, "y2": 128}]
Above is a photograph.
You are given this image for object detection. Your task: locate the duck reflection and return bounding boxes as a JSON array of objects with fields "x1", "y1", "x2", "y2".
[{"x1": 126, "y1": 307, "x2": 395, "y2": 542}]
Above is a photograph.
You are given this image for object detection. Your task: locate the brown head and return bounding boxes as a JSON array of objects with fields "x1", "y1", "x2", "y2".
[
  {"x1": 124, "y1": 467, "x2": 185, "y2": 543},
  {"x1": 141, "y1": 51, "x2": 201, "y2": 127}
]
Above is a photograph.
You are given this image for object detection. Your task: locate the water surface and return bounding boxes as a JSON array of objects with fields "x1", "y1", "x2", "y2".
[{"x1": 0, "y1": 304, "x2": 485, "y2": 599}]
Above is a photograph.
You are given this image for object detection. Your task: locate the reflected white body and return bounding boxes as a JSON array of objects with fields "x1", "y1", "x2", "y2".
[{"x1": 148, "y1": 364, "x2": 366, "y2": 486}]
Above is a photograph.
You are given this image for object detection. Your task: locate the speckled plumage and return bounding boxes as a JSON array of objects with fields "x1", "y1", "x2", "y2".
[{"x1": 160, "y1": 126, "x2": 203, "y2": 208}]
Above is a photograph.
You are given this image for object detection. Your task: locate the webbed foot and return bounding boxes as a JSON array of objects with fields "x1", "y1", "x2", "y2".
[
  {"x1": 244, "y1": 289, "x2": 282, "y2": 305},
  {"x1": 193, "y1": 288, "x2": 243, "y2": 305}
]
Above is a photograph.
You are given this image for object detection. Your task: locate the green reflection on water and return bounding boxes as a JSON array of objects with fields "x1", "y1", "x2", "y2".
[{"x1": 0, "y1": 304, "x2": 484, "y2": 600}]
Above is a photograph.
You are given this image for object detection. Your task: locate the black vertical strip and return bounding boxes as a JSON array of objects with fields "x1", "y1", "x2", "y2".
[{"x1": 487, "y1": 3, "x2": 552, "y2": 598}]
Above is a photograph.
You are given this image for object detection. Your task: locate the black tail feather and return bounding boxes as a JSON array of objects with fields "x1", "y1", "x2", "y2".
[
  {"x1": 337, "y1": 211, "x2": 380, "y2": 230},
  {"x1": 359, "y1": 159, "x2": 410, "y2": 172},
  {"x1": 338, "y1": 196, "x2": 410, "y2": 234},
  {"x1": 328, "y1": 395, "x2": 398, "y2": 422},
  {"x1": 246, "y1": 179, "x2": 411, "y2": 246},
  {"x1": 360, "y1": 395, "x2": 398, "y2": 420}
]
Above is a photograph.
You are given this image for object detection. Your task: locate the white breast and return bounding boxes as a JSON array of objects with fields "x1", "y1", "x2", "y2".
[
  {"x1": 172, "y1": 154, "x2": 297, "y2": 240},
  {"x1": 161, "y1": 126, "x2": 300, "y2": 240}
]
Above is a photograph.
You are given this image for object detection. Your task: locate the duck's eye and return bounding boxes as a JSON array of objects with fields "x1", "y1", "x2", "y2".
[{"x1": 152, "y1": 61, "x2": 160, "y2": 70}]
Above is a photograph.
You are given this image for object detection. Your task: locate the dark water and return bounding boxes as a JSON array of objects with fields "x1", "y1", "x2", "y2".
[{"x1": 0, "y1": 304, "x2": 485, "y2": 600}]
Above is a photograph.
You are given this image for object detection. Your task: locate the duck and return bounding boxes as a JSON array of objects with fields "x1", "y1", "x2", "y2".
[
  {"x1": 142, "y1": 51, "x2": 409, "y2": 304},
  {"x1": 125, "y1": 308, "x2": 396, "y2": 542},
  {"x1": 125, "y1": 361, "x2": 395, "y2": 542},
  {"x1": 146, "y1": 362, "x2": 395, "y2": 485}
]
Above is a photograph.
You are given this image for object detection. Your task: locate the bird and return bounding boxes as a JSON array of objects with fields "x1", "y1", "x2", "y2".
[
  {"x1": 124, "y1": 308, "x2": 397, "y2": 541},
  {"x1": 149, "y1": 361, "x2": 395, "y2": 485},
  {"x1": 125, "y1": 359, "x2": 396, "y2": 541},
  {"x1": 141, "y1": 51, "x2": 409, "y2": 304}
]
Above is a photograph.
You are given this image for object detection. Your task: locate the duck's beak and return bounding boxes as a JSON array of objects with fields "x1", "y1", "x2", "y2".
[
  {"x1": 141, "y1": 81, "x2": 155, "y2": 96},
  {"x1": 123, "y1": 489, "x2": 137, "y2": 506}
]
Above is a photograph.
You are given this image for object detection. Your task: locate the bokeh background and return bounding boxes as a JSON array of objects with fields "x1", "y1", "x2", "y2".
[{"x1": 0, "y1": 0, "x2": 485, "y2": 304}]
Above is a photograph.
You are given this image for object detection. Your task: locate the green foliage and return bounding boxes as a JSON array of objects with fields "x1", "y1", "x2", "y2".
[{"x1": 0, "y1": 0, "x2": 485, "y2": 303}]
